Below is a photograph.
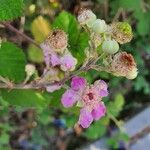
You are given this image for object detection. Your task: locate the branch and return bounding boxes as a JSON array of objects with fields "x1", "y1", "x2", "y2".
[
  {"x1": 1, "y1": 22, "x2": 41, "y2": 49},
  {"x1": 0, "y1": 61, "x2": 93, "y2": 90}
]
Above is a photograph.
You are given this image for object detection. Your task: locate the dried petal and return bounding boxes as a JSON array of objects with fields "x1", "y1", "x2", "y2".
[
  {"x1": 111, "y1": 22, "x2": 133, "y2": 44},
  {"x1": 46, "y1": 29, "x2": 68, "y2": 52},
  {"x1": 78, "y1": 9, "x2": 96, "y2": 27}
]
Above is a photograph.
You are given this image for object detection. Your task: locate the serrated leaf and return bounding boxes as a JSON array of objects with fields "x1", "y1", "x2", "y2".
[
  {"x1": 28, "y1": 44, "x2": 44, "y2": 63},
  {"x1": 0, "y1": 0, "x2": 23, "y2": 21},
  {"x1": 31, "y1": 16, "x2": 51, "y2": 43},
  {"x1": 1, "y1": 89, "x2": 47, "y2": 107},
  {"x1": 0, "y1": 42, "x2": 26, "y2": 82},
  {"x1": 53, "y1": 11, "x2": 89, "y2": 65}
]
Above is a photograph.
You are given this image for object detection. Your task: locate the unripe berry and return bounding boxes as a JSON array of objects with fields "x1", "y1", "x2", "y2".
[
  {"x1": 25, "y1": 64, "x2": 36, "y2": 76},
  {"x1": 92, "y1": 19, "x2": 107, "y2": 34},
  {"x1": 102, "y1": 39, "x2": 119, "y2": 54},
  {"x1": 78, "y1": 9, "x2": 96, "y2": 27}
]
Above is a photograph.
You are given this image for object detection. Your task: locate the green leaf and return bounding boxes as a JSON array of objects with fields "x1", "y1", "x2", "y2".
[
  {"x1": 1, "y1": 89, "x2": 47, "y2": 107},
  {"x1": 0, "y1": 133, "x2": 9, "y2": 145},
  {"x1": 107, "y1": 93, "x2": 125, "y2": 117},
  {"x1": 28, "y1": 44, "x2": 44, "y2": 63},
  {"x1": 0, "y1": 42, "x2": 26, "y2": 82},
  {"x1": 136, "y1": 13, "x2": 150, "y2": 36},
  {"x1": 84, "y1": 121, "x2": 106, "y2": 139},
  {"x1": 53, "y1": 11, "x2": 89, "y2": 65},
  {"x1": 0, "y1": 0, "x2": 23, "y2": 21}
]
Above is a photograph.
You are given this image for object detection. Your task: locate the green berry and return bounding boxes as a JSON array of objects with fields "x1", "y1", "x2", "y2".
[
  {"x1": 92, "y1": 19, "x2": 107, "y2": 33},
  {"x1": 102, "y1": 39, "x2": 119, "y2": 54}
]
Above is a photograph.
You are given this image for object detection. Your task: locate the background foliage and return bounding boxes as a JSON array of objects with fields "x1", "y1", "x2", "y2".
[{"x1": 0, "y1": 0, "x2": 150, "y2": 149}]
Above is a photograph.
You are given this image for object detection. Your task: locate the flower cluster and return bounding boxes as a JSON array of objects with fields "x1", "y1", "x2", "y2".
[
  {"x1": 61, "y1": 76, "x2": 108, "y2": 128},
  {"x1": 78, "y1": 9, "x2": 138, "y2": 79},
  {"x1": 40, "y1": 29, "x2": 77, "y2": 72}
]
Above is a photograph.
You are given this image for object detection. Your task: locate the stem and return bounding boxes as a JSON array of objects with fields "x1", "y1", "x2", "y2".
[
  {"x1": 107, "y1": 111, "x2": 125, "y2": 132},
  {"x1": 1, "y1": 22, "x2": 40, "y2": 49}
]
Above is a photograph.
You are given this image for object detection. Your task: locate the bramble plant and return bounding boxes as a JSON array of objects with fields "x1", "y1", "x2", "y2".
[{"x1": 0, "y1": 7, "x2": 138, "y2": 130}]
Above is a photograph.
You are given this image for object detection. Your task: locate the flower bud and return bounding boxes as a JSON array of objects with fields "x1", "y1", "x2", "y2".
[
  {"x1": 60, "y1": 52, "x2": 77, "y2": 71},
  {"x1": 110, "y1": 52, "x2": 137, "y2": 79},
  {"x1": 102, "y1": 39, "x2": 119, "y2": 54},
  {"x1": 92, "y1": 19, "x2": 107, "y2": 34},
  {"x1": 111, "y1": 22, "x2": 133, "y2": 44},
  {"x1": 78, "y1": 9, "x2": 96, "y2": 27},
  {"x1": 25, "y1": 64, "x2": 36, "y2": 77},
  {"x1": 46, "y1": 29, "x2": 68, "y2": 53}
]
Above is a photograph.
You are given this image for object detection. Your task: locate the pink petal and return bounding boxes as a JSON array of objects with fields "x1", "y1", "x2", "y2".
[
  {"x1": 61, "y1": 89, "x2": 79, "y2": 108},
  {"x1": 60, "y1": 54, "x2": 77, "y2": 71},
  {"x1": 94, "y1": 80, "x2": 108, "y2": 97},
  {"x1": 46, "y1": 83, "x2": 62, "y2": 92},
  {"x1": 92, "y1": 102, "x2": 106, "y2": 120},
  {"x1": 40, "y1": 43, "x2": 53, "y2": 67},
  {"x1": 50, "y1": 53, "x2": 61, "y2": 66},
  {"x1": 71, "y1": 76, "x2": 87, "y2": 91},
  {"x1": 78, "y1": 108, "x2": 93, "y2": 128}
]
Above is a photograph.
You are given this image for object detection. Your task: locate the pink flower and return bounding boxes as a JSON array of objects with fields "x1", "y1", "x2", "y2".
[
  {"x1": 60, "y1": 53, "x2": 77, "y2": 71},
  {"x1": 61, "y1": 76, "x2": 108, "y2": 128},
  {"x1": 50, "y1": 54, "x2": 61, "y2": 66},
  {"x1": 40, "y1": 42, "x2": 77, "y2": 71}
]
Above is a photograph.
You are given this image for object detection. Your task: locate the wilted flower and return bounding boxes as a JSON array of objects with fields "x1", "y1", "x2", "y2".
[
  {"x1": 61, "y1": 76, "x2": 108, "y2": 128},
  {"x1": 110, "y1": 52, "x2": 138, "y2": 79},
  {"x1": 78, "y1": 9, "x2": 96, "y2": 27},
  {"x1": 40, "y1": 32, "x2": 77, "y2": 72},
  {"x1": 102, "y1": 39, "x2": 119, "y2": 54},
  {"x1": 46, "y1": 29, "x2": 68, "y2": 53},
  {"x1": 111, "y1": 22, "x2": 133, "y2": 44}
]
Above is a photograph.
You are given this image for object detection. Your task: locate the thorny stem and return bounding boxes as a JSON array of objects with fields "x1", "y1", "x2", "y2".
[{"x1": 1, "y1": 22, "x2": 40, "y2": 49}]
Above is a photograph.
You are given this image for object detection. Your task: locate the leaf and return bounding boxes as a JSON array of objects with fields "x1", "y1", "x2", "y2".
[
  {"x1": 107, "y1": 93, "x2": 125, "y2": 117},
  {"x1": 84, "y1": 121, "x2": 106, "y2": 139},
  {"x1": 0, "y1": 0, "x2": 23, "y2": 21},
  {"x1": 0, "y1": 42, "x2": 26, "y2": 82},
  {"x1": 28, "y1": 44, "x2": 44, "y2": 63},
  {"x1": 31, "y1": 16, "x2": 51, "y2": 43},
  {"x1": 53, "y1": 11, "x2": 89, "y2": 65},
  {"x1": 136, "y1": 12, "x2": 150, "y2": 36},
  {"x1": 1, "y1": 89, "x2": 47, "y2": 107}
]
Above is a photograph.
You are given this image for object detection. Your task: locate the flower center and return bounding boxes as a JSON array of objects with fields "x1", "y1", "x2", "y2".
[{"x1": 87, "y1": 92, "x2": 94, "y2": 100}]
